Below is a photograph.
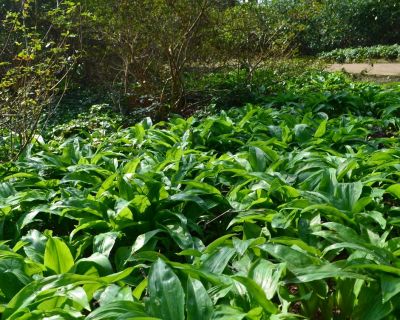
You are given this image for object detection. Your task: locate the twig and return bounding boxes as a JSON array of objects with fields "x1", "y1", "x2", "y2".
[{"x1": 204, "y1": 209, "x2": 232, "y2": 227}]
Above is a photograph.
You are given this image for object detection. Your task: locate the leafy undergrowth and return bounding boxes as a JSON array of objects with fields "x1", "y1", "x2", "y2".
[
  {"x1": 1, "y1": 74, "x2": 400, "y2": 319},
  {"x1": 320, "y1": 45, "x2": 400, "y2": 63}
]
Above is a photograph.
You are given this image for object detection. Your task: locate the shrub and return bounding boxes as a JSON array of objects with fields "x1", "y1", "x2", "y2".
[{"x1": 320, "y1": 45, "x2": 400, "y2": 63}]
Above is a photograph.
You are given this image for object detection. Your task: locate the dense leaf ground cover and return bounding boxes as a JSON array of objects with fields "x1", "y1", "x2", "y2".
[
  {"x1": 320, "y1": 45, "x2": 400, "y2": 63},
  {"x1": 1, "y1": 73, "x2": 400, "y2": 319}
]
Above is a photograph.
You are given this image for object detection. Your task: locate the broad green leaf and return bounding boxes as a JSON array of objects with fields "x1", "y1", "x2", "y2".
[
  {"x1": 233, "y1": 276, "x2": 278, "y2": 314},
  {"x1": 102, "y1": 267, "x2": 135, "y2": 283},
  {"x1": 248, "y1": 147, "x2": 268, "y2": 172},
  {"x1": 186, "y1": 277, "x2": 213, "y2": 320},
  {"x1": 93, "y1": 232, "x2": 120, "y2": 257},
  {"x1": 314, "y1": 119, "x2": 327, "y2": 138},
  {"x1": 74, "y1": 253, "x2": 113, "y2": 276},
  {"x1": 233, "y1": 237, "x2": 266, "y2": 256},
  {"x1": 98, "y1": 284, "x2": 133, "y2": 306},
  {"x1": 353, "y1": 286, "x2": 393, "y2": 320},
  {"x1": 201, "y1": 247, "x2": 236, "y2": 274},
  {"x1": 249, "y1": 260, "x2": 286, "y2": 300},
  {"x1": 0, "y1": 182, "x2": 16, "y2": 198},
  {"x1": 204, "y1": 234, "x2": 236, "y2": 254},
  {"x1": 130, "y1": 230, "x2": 162, "y2": 255},
  {"x1": 147, "y1": 259, "x2": 185, "y2": 320},
  {"x1": 3, "y1": 274, "x2": 106, "y2": 319},
  {"x1": 356, "y1": 211, "x2": 387, "y2": 229},
  {"x1": 181, "y1": 181, "x2": 222, "y2": 196},
  {"x1": 163, "y1": 222, "x2": 194, "y2": 250},
  {"x1": 86, "y1": 301, "x2": 155, "y2": 320},
  {"x1": 381, "y1": 275, "x2": 400, "y2": 303},
  {"x1": 347, "y1": 264, "x2": 400, "y2": 276},
  {"x1": 269, "y1": 237, "x2": 321, "y2": 256},
  {"x1": 133, "y1": 278, "x2": 148, "y2": 300},
  {"x1": 21, "y1": 229, "x2": 47, "y2": 263},
  {"x1": 259, "y1": 244, "x2": 321, "y2": 268},
  {"x1": 211, "y1": 305, "x2": 247, "y2": 320},
  {"x1": 288, "y1": 264, "x2": 370, "y2": 283},
  {"x1": 387, "y1": 184, "x2": 400, "y2": 199},
  {"x1": 44, "y1": 237, "x2": 74, "y2": 274}
]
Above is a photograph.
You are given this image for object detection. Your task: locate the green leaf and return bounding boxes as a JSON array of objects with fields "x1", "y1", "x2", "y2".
[
  {"x1": 133, "y1": 278, "x2": 148, "y2": 300},
  {"x1": 201, "y1": 246, "x2": 236, "y2": 274},
  {"x1": 233, "y1": 276, "x2": 278, "y2": 314},
  {"x1": 102, "y1": 267, "x2": 135, "y2": 283},
  {"x1": 147, "y1": 259, "x2": 185, "y2": 320},
  {"x1": 259, "y1": 244, "x2": 321, "y2": 268},
  {"x1": 3, "y1": 274, "x2": 106, "y2": 319},
  {"x1": 130, "y1": 230, "x2": 162, "y2": 255},
  {"x1": 44, "y1": 237, "x2": 74, "y2": 274},
  {"x1": 211, "y1": 305, "x2": 247, "y2": 320},
  {"x1": 249, "y1": 260, "x2": 286, "y2": 300},
  {"x1": 248, "y1": 147, "x2": 268, "y2": 172},
  {"x1": 204, "y1": 234, "x2": 236, "y2": 254},
  {"x1": 356, "y1": 211, "x2": 386, "y2": 229},
  {"x1": 381, "y1": 275, "x2": 400, "y2": 303},
  {"x1": 98, "y1": 284, "x2": 133, "y2": 306},
  {"x1": 163, "y1": 223, "x2": 194, "y2": 250},
  {"x1": 387, "y1": 184, "x2": 400, "y2": 199},
  {"x1": 314, "y1": 119, "x2": 327, "y2": 138},
  {"x1": 269, "y1": 237, "x2": 321, "y2": 256},
  {"x1": 86, "y1": 301, "x2": 155, "y2": 320},
  {"x1": 186, "y1": 277, "x2": 213, "y2": 320},
  {"x1": 21, "y1": 229, "x2": 47, "y2": 263},
  {"x1": 93, "y1": 232, "x2": 120, "y2": 257},
  {"x1": 74, "y1": 253, "x2": 113, "y2": 276},
  {"x1": 353, "y1": 285, "x2": 393, "y2": 320}
]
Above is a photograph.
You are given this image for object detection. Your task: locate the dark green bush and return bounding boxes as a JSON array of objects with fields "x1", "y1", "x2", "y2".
[{"x1": 273, "y1": 0, "x2": 400, "y2": 54}]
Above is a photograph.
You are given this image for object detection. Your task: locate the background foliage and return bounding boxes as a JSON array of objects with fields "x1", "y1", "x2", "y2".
[
  {"x1": 320, "y1": 45, "x2": 400, "y2": 63},
  {"x1": 1, "y1": 0, "x2": 399, "y2": 124}
]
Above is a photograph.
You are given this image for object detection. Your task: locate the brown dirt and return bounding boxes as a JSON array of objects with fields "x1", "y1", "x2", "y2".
[{"x1": 327, "y1": 63, "x2": 400, "y2": 76}]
